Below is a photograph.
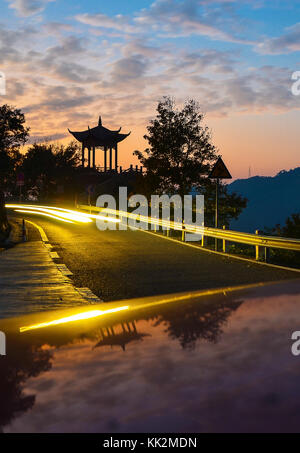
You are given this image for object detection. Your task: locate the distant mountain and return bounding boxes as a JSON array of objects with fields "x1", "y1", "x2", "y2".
[{"x1": 227, "y1": 167, "x2": 300, "y2": 233}]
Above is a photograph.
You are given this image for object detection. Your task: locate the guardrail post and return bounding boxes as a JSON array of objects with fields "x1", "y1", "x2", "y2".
[
  {"x1": 255, "y1": 230, "x2": 259, "y2": 260},
  {"x1": 264, "y1": 247, "x2": 270, "y2": 263},
  {"x1": 182, "y1": 221, "x2": 186, "y2": 242},
  {"x1": 223, "y1": 225, "x2": 227, "y2": 253},
  {"x1": 255, "y1": 230, "x2": 264, "y2": 261}
]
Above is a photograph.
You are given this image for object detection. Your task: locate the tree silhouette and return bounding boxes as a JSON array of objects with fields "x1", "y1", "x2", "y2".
[
  {"x1": 21, "y1": 142, "x2": 81, "y2": 200},
  {"x1": 0, "y1": 190, "x2": 10, "y2": 243},
  {"x1": 134, "y1": 97, "x2": 218, "y2": 197},
  {"x1": 204, "y1": 179, "x2": 247, "y2": 227},
  {"x1": 134, "y1": 97, "x2": 247, "y2": 225},
  {"x1": 0, "y1": 341, "x2": 53, "y2": 430},
  {"x1": 153, "y1": 298, "x2": 242, "y2": 350},
  {"x1": 0, "y1": 105, "x2": 29, "y2": 191},
  {"x1": 269, "y1": 213, "x2": 300, "y2": 266},
  {"x1": 280, "y1": 213, "x2": 300, "y2": 239}
]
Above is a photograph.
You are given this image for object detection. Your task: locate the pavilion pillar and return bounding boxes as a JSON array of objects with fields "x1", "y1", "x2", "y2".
[
  {"x1": 104, "y1": 147, "x2": 107, "y2": 172},
  {"x1": 88, "y1": 147, "x2": 91, "y2": 168},
  {"x1": 109, "y1": 147, "x2": 112, "y2": 171},
  {"x1": 93, "y1": 147, "x2": 96, "y2": 169},
  {"x1": 82, "y1": 143, "x2": 85, "y2": 168},
  {"x1": 115, "y1": 143, "x2": 118, "y2": 172}
]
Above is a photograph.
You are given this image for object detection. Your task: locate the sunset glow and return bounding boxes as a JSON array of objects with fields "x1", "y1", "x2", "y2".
[{"x1": 0, "y1": 1, "x2": 299, "y2": 178}]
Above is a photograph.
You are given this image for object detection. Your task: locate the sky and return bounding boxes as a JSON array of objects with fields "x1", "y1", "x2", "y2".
[{"x1": 0, "y1": 0, "x2": 299, "y2": 179}]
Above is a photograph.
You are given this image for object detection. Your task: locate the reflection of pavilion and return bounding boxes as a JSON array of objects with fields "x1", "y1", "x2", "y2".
[
  {"x1": 68, "y1": 116, "x2": 131, "y2": 171},
  {"x1": 94, "y1": 321, "x2": 149, "y2": 352}
]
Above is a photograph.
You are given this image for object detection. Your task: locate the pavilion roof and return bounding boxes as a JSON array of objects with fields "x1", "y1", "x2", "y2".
[{"x1": 68, "y1": 116, "x2": 131, "y2": 147}]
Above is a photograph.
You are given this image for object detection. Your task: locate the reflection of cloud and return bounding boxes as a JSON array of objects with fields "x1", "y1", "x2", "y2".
[
  {"x1": 0, "y1": 343, "x2": 53, "y2": 430},
  {"x1": 5, "y1": 284, "x2": 300, "y2": 433}
]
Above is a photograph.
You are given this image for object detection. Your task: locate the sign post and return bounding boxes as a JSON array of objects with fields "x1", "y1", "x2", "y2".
[{"x1": 208, "y1": 158, "x2": 232, "y2": 251}]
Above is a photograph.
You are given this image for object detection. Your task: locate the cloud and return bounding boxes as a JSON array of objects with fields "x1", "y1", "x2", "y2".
[
  {"x1": 134, "y1": 0, "x2": 253, "y2": 44},
  {"x1": 7, "y1": 0, "x2": 55, "y2": 16},
  {"x1": 43, "y1": 22, "x2": 74, "y2": 36},
  {"x1": 75, "y1": 13, "x2": 137, "y2": 34},
  {"x1": 2, "y1": 0, "x2": 299, "y2": 157},
  {"x1": 257, "y1": 23, "x2": 300, "y2": 54},
  {"x1": 28, "y1": 133, "x2": 67, "y2": 144},
  {"x1": 110, "y1": 56, "x2": 148, "y2": 84},
  {"x1": 75, "y1": 1, "x2": 253, "y2": 45}
]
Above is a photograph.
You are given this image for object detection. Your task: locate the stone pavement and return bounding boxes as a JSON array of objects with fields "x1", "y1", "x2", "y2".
[{"x1": 0, "y1": 236, "x2": 100, "y2": 319}]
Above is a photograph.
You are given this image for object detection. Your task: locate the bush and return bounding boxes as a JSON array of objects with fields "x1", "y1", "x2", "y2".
[{"x1": 0, "y1": 191, "x2": 10, "y2": 244}]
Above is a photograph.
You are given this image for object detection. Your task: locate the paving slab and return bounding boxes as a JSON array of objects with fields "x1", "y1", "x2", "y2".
[{"x1": 0, "y1": 241, "x2": 96, "y2": 319}]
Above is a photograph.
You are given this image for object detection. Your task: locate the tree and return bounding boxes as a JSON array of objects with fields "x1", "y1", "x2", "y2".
[
  {"x1": 0, "y1": 104, "x2": 29, "y2": 151},
  {"x1": 203, "y1": 179, "x2": 248, "y2": 228},
  {"x1": 268, "y1": 214, "x2": 300, "y2": 267},
  {"x1": 134, "y1": 97, "x2": 218, "y2": 196},
  {"x1": 0, "y1": 190, "x2": 10, "y2": 243},
  {"x1": 0, "y1": 105, "x2": 29, "y2": 190},
  {"x1": 21, "y1": 142, "x2": 81, "y2": 200},
  {"x1": 134, "y1": 97, "x2": 247, "y2": 226},
  {"x1": 279, "y1": 213, "x2": 300, "y2": 239}
]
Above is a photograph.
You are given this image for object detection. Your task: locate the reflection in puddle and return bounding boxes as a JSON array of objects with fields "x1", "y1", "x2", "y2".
[{"x1": 1, "y1": 280, "x2": 300, "y2": 433}]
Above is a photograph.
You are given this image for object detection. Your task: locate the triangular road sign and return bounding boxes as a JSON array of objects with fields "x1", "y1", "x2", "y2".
[{"x1": 209, "y1": 158, "x2": 232, "y2": 179}]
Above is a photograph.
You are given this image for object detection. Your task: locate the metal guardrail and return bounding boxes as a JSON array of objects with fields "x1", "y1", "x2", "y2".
[{"x1": 78, "y1": 204, "x2": 300, "y2": 262}]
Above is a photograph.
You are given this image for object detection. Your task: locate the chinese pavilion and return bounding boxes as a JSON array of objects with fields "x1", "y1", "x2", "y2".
[{"x1": 68, "y1": 116, "x2": 130, "y2": 171}]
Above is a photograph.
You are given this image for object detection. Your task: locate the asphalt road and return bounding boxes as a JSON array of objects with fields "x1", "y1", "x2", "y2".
[{"x1": 12, "y1": 213, "x2": 299, "y2": 302}]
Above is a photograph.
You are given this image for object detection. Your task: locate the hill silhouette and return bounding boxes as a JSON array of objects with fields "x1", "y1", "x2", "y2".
[{"x1": 227, "y1": 167, "x2": 300, "y2": 233}]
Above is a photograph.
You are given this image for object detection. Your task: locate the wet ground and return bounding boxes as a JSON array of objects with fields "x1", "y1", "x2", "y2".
[
  {"x1": 1, "y1": 279, "x2": 300, "y2": 433},
  {"x1": 9, "y1": 212, "x2": 300, "y2": 303}
]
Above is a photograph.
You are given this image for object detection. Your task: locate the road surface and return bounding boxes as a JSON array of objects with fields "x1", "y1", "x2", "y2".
[{"x1": 11, "y1": 213, "x2": 299, "y2": 302}]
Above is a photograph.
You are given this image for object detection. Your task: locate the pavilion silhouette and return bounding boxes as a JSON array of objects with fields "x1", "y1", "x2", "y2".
[{"x1": 68, "y1": 116, "x2": 131, "y2": 172}]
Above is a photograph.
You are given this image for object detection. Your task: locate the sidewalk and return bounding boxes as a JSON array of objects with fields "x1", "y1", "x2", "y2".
[{"x1": 0, "y1": 222, "x2": 100, "y2": 318}]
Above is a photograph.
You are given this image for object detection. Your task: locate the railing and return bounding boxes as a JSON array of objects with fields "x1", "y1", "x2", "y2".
[{"x1": 78, "y1": 204, "x2": 300, "y2": 263}]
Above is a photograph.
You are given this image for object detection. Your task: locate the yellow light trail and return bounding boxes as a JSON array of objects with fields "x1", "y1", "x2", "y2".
[
  {"x1": 19, "y1": 282, "x2": 261, "y2": 334},
  {"x1": 97, "y1": 207, "x2": 205, "y2": 234},
  {"x1": 14, "y1": 210, "x2": 75, "y2": 224},
  {"x1": 7, "y1": 204, "x2": 92, "y2": 223},
  {"x1": 20, "y1": 306, "x2": 129, "y2": 332},
  {"x1": 6, "y1": 204, "x2": 120, "y2": 224},
  {"x1": 34, "y1": 206, "x2": 120, "y2": 223}
]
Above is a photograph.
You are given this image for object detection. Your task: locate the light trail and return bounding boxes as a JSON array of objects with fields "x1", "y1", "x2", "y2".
[
  {"x1": 14, "y1": 210, "x2": 74, "y2": 224},
  {"x1": 20, "y1": 306, "x2": 129, "y2": 332},
  {"x1": 95, "y1": 207, "x2": 205, "y2": 234},
  {"x1": 19, "y1": 282, "x2": 262, "y2": 334},
  {"x1": 7, "y1": 204, "x2": 92, "y2": 223},
  {"x1": 6, "y1": 204, "x2": 120, "y2": 225}
]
